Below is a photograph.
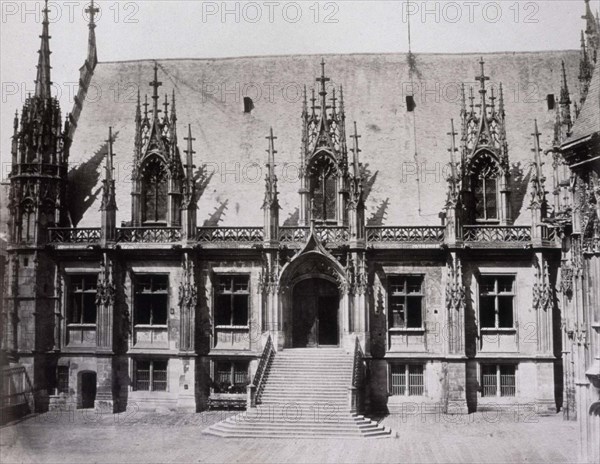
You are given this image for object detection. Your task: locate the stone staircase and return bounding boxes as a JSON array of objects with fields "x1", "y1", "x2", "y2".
[{"x1": 203, "y1": 348, "x2": 392, "y2": 438}]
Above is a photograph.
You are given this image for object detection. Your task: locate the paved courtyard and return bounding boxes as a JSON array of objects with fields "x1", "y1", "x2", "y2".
[{"x1": 0, "y1": 410, "x2": 580, "y2": 463}]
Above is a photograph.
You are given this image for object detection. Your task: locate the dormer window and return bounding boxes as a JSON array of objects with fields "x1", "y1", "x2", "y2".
[
  {"x1": 309, "y1": 153, "x2": 337, "y2": 223},
  {"x1": 141, "y1": 157, "x2": 168, "y2": 224},
  {"x1": 469, "y1": 151, "x2": 500, "y2": 222}
]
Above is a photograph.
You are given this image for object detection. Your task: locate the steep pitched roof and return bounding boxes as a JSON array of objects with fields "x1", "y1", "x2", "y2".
[
  {"x1": 563, "y1": 58, "x2": 600, "y2": 147},
  {"x1": 69, "y1": 51, "x2": 579, "y2": 227}
]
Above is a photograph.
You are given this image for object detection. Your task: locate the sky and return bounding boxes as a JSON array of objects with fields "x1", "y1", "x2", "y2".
[{"x1": 0, "y1": 0, "x2": 595, "y2": 174}]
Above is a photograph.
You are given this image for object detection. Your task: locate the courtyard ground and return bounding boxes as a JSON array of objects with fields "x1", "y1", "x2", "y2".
[{"x1": 0, "y1": 409, "x2": 580, "y2": 464}]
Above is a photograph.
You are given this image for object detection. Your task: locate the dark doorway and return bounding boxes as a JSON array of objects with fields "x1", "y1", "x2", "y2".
[
  {"x1": 80, "y1": 372, "x2": 96, "y2": 409},
  {"x1": 292, "y1": 278, "x2": 339, "y2": 347}
]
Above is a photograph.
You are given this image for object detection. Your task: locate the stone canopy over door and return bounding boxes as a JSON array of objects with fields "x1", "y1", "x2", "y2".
[{"x1": 292, "y1": 278, "x2": 339, "y2": 347}]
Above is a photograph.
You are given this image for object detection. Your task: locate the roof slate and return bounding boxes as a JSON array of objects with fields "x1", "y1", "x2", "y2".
[
  {"x1": 68, "y1": 51, "x2": 580, "y2": 227},
  {"x1": 564, "y1": 58, "x2": 600, "y2": 147}
]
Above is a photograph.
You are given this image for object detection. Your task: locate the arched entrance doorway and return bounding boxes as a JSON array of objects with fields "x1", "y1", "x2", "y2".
[{"x1": 292, "y1": 278, "x2": 339, "y2": 347}]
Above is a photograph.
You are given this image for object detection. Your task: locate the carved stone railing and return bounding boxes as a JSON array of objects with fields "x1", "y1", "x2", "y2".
[
  {"x1": 349, "y1": 337, "x2": 365, "y2": 414},
  {"x1": 540, "y1": 225, "x2": 560, "y2": 245},
  {"x1": 279, "y1": 226, "x2": 349, "y2": 245},
  {"x1": 462, "y1": 225, "x2": 531, "y2": 243},
  {"x1": 117, "y1": 227, "x2": 182, "y2": 243},
  {"x1": 49, "y1": 227, "x2": 101, "y2": 244},
  {"x1": 247, "y1": 335, "x2": 275, "y2": 408},
  {"x1": 197, "y1": 227, "x2": 263, "y2": 244},
  {"x1": 366, "y1": 226, "x2": 444, "y2": 243}
]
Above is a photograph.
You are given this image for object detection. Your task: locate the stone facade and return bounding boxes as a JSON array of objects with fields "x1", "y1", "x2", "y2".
[{"x1": 0, "y1": 1, "x2": 598, "y2": 460}]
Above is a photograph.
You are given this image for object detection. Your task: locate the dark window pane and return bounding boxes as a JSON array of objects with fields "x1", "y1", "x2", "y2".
[
  {"x1": 485, "y1": 177, "x2": 498, "y2": 219},
  {"x1": 480, "y1": 276, "x2": 496, "y2": 294},
  {"x1": 232, "y1": 295, "x2": 249, "y2": 326},
  {"x1": 136, "y1": 361, "x2": 151, "y2": 391},
  {"x1": 324, "y1": 176, "x2": 336, "y2": 221},
  {"x1": 233, "y1": 276, "x2": 249, "y2": 293},
  {"x1": 152, "y1": 361, "x2": 168, "y2": 392},
  {"x1": 389, "y1": 277, "x2": 404, "y2": 295},
  {"x1": 153, "y1": 276, "x2": 169, "y2": 292},
  {"x1": 498, "y1": 296, "x2": 513, "y2": 328},
  {"x1": 69, "y1": 295, "x2": 81, "y2": 323},
  {"x1": 215, "y1": 295, "x2": 231, "y2": 326},
  {"x1": 406, "y1": 296, "x2": 422, "y2": 328},
  {"x1": 474, "y1": 176, "x2": 484, "y2": 218},
  {"x1": 82, "y1": 293, "x2": 96, "y2": 323},
  {"x1": 57, "y1": 366, "x2": 69, "y2": 394},
  {"x1": 135, "y1": 294, "x2": 152, "y2": 324},
  {"x1": 390, "y1": 364, "x2": 406, "y2": 396},
  {"x1": 497, "y1": 276, "x2": 514, "y2": 293},
  {"x1": 216, "y1": 362, "x2": 232, "y2": 387},
  {"x1": 217, "y1": 276, "x2": 232, "y2": 293},
  {"x1": 389, "y1": 297, "x2": 405, "y2": 328},
  {"x1": 142, "y1": 158, "x2": 168, "y2": 223},
  {"x1": 481, "y1": 365, "x2": 497, "y2": 397},
  {"x1": 233, "y1": 362, "x2": 249, "y2": 385},
  {"x1": 406, "y1": 276, "x2": 422, "y2": 294},
  {"x1": 152, "y1": 294, "x2": 168, "y2": 325},
  {"x1": 408, "y1": 365, "x2": 424, "y2": 396},
  {"x1": 500, "y1": 365, "x2": 516, "y2": 397},
  {"x1": 480, "y1": 296, "x2": 496, "y2": 328}
]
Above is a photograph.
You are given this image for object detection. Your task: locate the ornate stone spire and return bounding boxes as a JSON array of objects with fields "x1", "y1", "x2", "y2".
[
  {"x1": 529, "y1": 120, "x2": 547, "y2": 213},
  {"x1": 460, "y1": 58, "x2": 509, "y2": 171},
  {"x1": 183, "y1": 124, "x2": 196, "y2": 206},
  {"x1": 263, "y1": 127, "x2": 280, "y2": 210},
  {"x1": 85, "y1": 0, "x2": 99, "y2": 68},
  {"x1": 35, "y1": 0, "x2": 52, "y2": 100},
  {"x1": 101, "y1": 127, "x2": 117, "y2": 212},
  {"x1": 149, "y1": 62, "x2": 163, "y2": 121},
  {"x1": 263, "y1": 128, "x2": 280, "y2": 243},
  {"x1": 445, "y1": 119, "x2": 460, "y2": 209}
]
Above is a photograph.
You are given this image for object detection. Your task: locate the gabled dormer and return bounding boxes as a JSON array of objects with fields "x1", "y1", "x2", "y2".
[
  {"x1": 458, "y1": 59, "x2": 511, "y2": 225},
  {"x1": 131, "y1": 63, "x2": 184, "y2": 227},
  {"x1": 298, "y1": 60, "x2": 362, "y2": 228}
]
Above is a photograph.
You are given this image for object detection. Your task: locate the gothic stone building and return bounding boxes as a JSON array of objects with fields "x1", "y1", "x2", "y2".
[{"x1": 1, "y1": 0, "x2": 599, "y2": 458}]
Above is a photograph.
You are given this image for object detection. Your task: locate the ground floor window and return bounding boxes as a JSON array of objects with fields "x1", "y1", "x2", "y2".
[
  {"x1": 481, "y1": 364, "x2": 516, "y2": 397},
  {"x1": 134, "y1": 359, "x2": 168, "y2": 392},
  {"x1": 57, "y1": 366, "x2": 69, "y2": 394},
  {"x1": 389, "y1": 364, "x2": 424, "y2": 396},
  {"x1": 213, "y1": 361, "x2": 249, "y2": 394}
]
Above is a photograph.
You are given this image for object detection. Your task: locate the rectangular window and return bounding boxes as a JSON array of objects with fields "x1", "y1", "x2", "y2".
[
  {"x1": 388, "y1": 276, "x2": 424, "y2": 329},
  {"x1": 134, "y1": 360, "x2": 168, "y2": 392},
  {"x1": 479, "y1": 275, "x2": 515, "y2": 329},
  {"x1": 57, "y1": 366, "x2": 69, "y2": 394},
  {"x1": 481, "y1": 364, "x2": 516, "y2": 397},
  {"x1": 67, "y1": 275, "x2": 97, "y2": 324},
  {"x1": 134, "y1": 275, "x2": 169, "y2": 326},
  {"x1": 214, "y1": 275, "x2": 249, "y2": 327},
  {"x1": 390, "y1": 364, "x2": 424, "y2": 396},
  {"x1": 213, "y1": 361, "x2": 249, "y2": 394}
]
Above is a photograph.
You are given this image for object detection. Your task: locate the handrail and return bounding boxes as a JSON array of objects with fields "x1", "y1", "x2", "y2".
[
  {"x1": 351, "y1": 337, "x2": 364, "y2": 388},
  {"x1": 252, "y1": 335, "x2": 275, "y2": 405},
  {"x1": 349, "y1": 337, "x2": 365, "y2": 414}
]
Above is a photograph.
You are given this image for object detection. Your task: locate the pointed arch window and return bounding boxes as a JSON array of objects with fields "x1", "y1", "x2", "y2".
[
  {"x1": 309, "y1": 153, "x2": 337, "y2": 223},
  {"x1": 141, "y1": 157, "x2": 168, "y2": 224},
  {"x1": 20, "y1": 201, "x2": 36, "y2": 243},
  {"x1": 470, "y1": 152, "x2": 500, "y2": 222}
]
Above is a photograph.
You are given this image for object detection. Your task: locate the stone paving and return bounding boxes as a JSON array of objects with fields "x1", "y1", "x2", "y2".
[{"x1": 0, "y1": 410, "x2": 580, "y2": 463}]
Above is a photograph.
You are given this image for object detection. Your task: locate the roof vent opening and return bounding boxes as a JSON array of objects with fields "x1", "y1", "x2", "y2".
[
  {"x1": 406, "y1": 95, "x2": 416, "y2": 112},
  {"x1": 547, "y1": 94, "x2": 555, "y2": 111},
  {"x1": 243, "y1": 97, "x2": 254, "y2": 114}
]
